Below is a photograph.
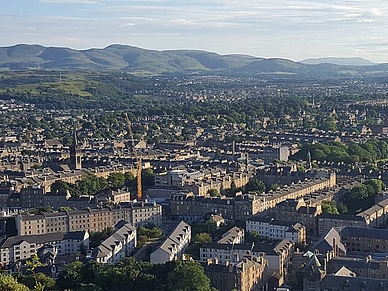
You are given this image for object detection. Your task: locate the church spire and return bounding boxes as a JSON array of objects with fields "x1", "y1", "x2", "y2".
[
  {"x1": 307, "y1": 149, "x2": 312, "y2": 169},
  {"x1": 70, "y1": 127, "x2": 82, "y2": 170}
]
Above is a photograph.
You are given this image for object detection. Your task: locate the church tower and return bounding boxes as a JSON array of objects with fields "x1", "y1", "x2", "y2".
[{"x1": 70, "y1": 129, "x2": 82, "y2": 170}]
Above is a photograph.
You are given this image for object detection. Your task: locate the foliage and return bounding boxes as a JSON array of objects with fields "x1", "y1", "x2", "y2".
[
  {"x1": 207, "y1": 188, "x2": 220, "y2": 197},
  {"x1": 137, "y1": 223, "x2": 163, "y2": 246},
  {"x1": 28, "y1": 206, "x2": 53, "y2": 215},
  {"x1": 165, "y1": 261, "x2": 212, "y2": 291},
  {"x1": 194, "y1": 233, "x2": 212, "y2": 244},
  {"x1": 341, "y1": 179, "x2": 385, "y2": 214},
  {"x1": 245, "y1": 179, "x2": 266, "y2": 193},
  {"x1": 245, "y1": 230, "x2": 260, "y2": 243},
  {"x1": 0, "y1": 273, "x2": 30, "y2": 291},
  {"x1": 89, "y1": 227, "x2": 115, "y2": 248},
  {"x1": 55, "y1": 258, "x2": 212, "y2": 291},
  {"x1": 142, "y1": 168, "x2": 155, "y2": 187},
  {"x1": 17, "y1": 273, "x2": 56, "y2": 291},
  {"x1": 293, "y1": 139, "x2": 388, "y2": 163},
  {"x1": 23, "y1": 255, "x2": 47, "y2": 291},
  {"x1": 107, "y1": 173, "x2": 126, "y2": 190},
  {"x1": 321, "y1": 200, "x2": 339, "y2": 215},
  {"x1": 50, "y1": 172, "x2": 135, "y2": 197}
]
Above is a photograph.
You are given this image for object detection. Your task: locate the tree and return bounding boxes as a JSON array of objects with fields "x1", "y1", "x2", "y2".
[
  {"x1": 165, "y1": 261, "x2": 212, "y2": 291},
  {"x1": 50, "y1": 180, "x2": 71, "y2": 194},
  {"x1": 142, "y1": 168, "x2": 155, "y2": 187},
  {"x1": 246, "y1": 230, "x2": 259, "y2": 243},
  {"x1": 344, "y1": 184, "x2": 375, "y2": 214},
  {"x1": 25, "y1": 254, "x2": 46, "y2": 291},
  {"x1": 124, "y1": 172, "x2": 135, "y2": 187},
  {"x1": 245, "y1": 179, "x2": 266, "y2": 193},
  {"x1": 107, "y1": 172, "x2": 126, "y2": 190},
  {"x1": 321, "y1": 201, "x2": 339, "y2": 215},
  {"x1": 194, "y1": 233, "x2": 211, "y2": 244},
  {"x1": 364, "y1": 179, "x2": 385, "y2": 194},
  {"x1": 56, "y1": 261, "x2": 83, "y2": 291},
  {"x1": 17, "y1": 273, "x2": 56, "y2": 291},
  {"x1": 207, "y1": 188, "x2": 220, "y2": 197},
  {"x1": 0, "y1": 273, "x2": 29, "y2": 291}
]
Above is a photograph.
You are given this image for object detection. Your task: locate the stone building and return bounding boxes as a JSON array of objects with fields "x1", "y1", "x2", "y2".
[
  {"x1": 202, "y1": 256, "x2": 267, "y2": 291},
  {"x1": 16, "y1": 201, "x2": 162, "y2": 236}
]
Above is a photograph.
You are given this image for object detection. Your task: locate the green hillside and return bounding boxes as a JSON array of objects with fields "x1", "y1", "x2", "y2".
[{"x1": 0, "y1": 44, "x2": 387, "y2": 76}]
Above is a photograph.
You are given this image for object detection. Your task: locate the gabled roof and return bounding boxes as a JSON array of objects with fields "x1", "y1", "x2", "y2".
[{"x1": 310, "y1": 227, "x2": 346, "y2": 255}]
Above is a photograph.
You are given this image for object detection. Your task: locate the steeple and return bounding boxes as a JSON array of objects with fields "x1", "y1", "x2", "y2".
[
  {"x1": 70, "y1": 128, "x2": 82, "y2": 170},
  {"x1": 307, "y1": 149, "x2": 312, "y2": 169}
]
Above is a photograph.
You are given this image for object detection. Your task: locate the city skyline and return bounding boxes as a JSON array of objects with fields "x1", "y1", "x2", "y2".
[{"x1": 2, "y1": 0, "x2": 388, "y2": 62}]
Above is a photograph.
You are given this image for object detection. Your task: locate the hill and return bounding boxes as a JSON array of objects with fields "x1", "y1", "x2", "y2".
[
  {"x1": 0, "y1": 44, "x2": 387, "y2": 76},
  {"x1": 301, "y1": 57, "x2": 375, "y2": 66}
]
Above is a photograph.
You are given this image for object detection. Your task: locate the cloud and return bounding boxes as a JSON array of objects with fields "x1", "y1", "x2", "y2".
[
  {"x1": 2, "y1": 0, "x2": 388, "y2": 62},
  {"x1": 39, "y1": 0, "x2": 99, "y2": 3}
]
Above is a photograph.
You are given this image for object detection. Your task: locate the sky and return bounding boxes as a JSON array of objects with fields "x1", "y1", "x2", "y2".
[{"x1": 1, "y1": 0, "x2": 388, "y2": 62}]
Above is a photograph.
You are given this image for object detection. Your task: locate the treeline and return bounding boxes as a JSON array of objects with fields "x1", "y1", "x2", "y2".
[
  {"x1": 0, "y1": 259, "x2": 215, "y2": 291},
  {"x1": 321, "y1": 179, "x2": 386, "y2": 215},
  {"x1": 293, "y1": 139, "x2": 388, "y2": 163},
  {"x1": 50, "y1": 172, "x2": 135, "y2": 197}
]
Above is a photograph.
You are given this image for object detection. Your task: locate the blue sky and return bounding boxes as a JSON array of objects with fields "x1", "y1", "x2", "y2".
[{"x1": 1, "y1": 0, "x2": 388, "y2": 62}]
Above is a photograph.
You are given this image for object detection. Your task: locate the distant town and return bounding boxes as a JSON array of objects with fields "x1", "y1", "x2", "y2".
[{"x1": 1, "y1": 70, "x2": 388, "y2": 291}]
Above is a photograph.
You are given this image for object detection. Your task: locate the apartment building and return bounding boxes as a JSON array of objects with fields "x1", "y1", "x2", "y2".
[
  {"x1": 0, "y1": 231, "x2": 89, "y2": 266},
  {"x1": 20, "y1": 185, "x2": 44, "y2": 208},
  {"x1": 246, "y1": 216, "x2": 306, "y2": 244},
  {"x1": 200, "y1": 239, "x2": 294, "y2": 277},
  {"x1": 273, "y1": 198, "x2": 322, "y2": 235},
  {"x1": 16, "y1": 201, "x2": 162, "y2": 236},
  {"x1": 217, "y1": 226, "x2": 245, "y2": 244},
  {"x1": 171, "y1": 193, "x2": 261, "y2": 222},
  {"x1": 202, "y1": 256, "x2": 267, "y2": 291},
  {"x1": 317, "y1": 214, "x2": 367, "y2": 236},
  {"x1": 150, "y1": 221, "x2": 191, "y2": 264},
  {"x1": 340, "y1": 227, "x2": 388, "y2": 253},
  {"x1": 92, "y1": 222, "x2": 136, "y2": 264},
  {"x1": 155, "y1": 168, "x2": 253, "y2": 196}
]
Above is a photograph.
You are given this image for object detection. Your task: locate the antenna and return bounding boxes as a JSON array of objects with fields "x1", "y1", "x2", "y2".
[
  {"x1": 37, "y1": 61, "x2": 41, "y2": 71},
  {"x1": 59, "y1": 72, "x2": 62, "y2": 82}
]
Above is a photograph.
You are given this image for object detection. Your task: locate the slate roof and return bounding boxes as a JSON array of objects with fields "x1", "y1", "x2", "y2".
[
  {"x1": 157, "y1": 221, "x2": 190, "y2": 256},
  {"x1": 340, "y1": 227, "x2": 388, "y2": 240},
  {"x1": 218, "y1": 227, "x2": 244, "y2": 244},
  {"x1": 310, "y1": 228, "x2": 346, "y2": 255},
  {"x1": 1, "y1": 231, "x2": 87, "y2": 248},
  {"x1": 93, "y1": 222, "x2": 135, "y2": 259},
  {"x1": 322, "y1": 275, "x2": 388, "y2": 291}
]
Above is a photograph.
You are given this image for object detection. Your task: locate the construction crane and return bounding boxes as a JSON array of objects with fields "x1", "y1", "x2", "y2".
[{"x1": 125, "y1": 113, "x2": 142, "y2": 200}]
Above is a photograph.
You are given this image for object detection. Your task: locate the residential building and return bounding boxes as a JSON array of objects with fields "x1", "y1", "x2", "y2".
[
  {"x1": 20, "y1": 185, "x2": 44, "y2": 208},
  {"x1": 0, "y1": 181, "x2": 13, "y2": 208},
  {"x1": 317, "y1": 214, "x2": 367, "y2": 236},
  {"x1": 200, "y1": 239, "x2": 293, "y2": 278},
  {"x1": 99, "y1": 189, "x2": 131, "y2": 204},
  {"x1": 273, "y1": 199, "x2": 321, "y2": 235},
  {"x1": 16, "y1": 201, "x2": 162, "y2": 236},
  {"x1": 202, "y1": 256, "x2": 267, "y2": 291},
  {"x1": 0, "y1": 231, "x2": 89, "y2": 266},
  {"x1": 217, "y1": 226, "x2": 245, "y2": 244},
  {"x1": 92, "y1": 222, "x2": 136, "y2": 264},
  {"x1": 246, "y1": 217, "x2": 306, "y2": 244},
  {"x1": 150, "y1": 221, "x2": 191, "y2": 264},
  {"x1": 262, "y1": 145, "x2": 289, "y2": 164},
  {"x1": 340, "y1": 227, "x2": 388, "y2": 253}
]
